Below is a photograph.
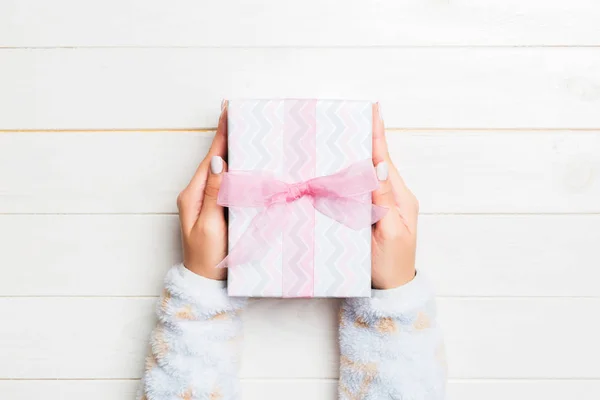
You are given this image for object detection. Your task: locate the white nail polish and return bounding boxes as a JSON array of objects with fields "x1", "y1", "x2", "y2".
[
  {"x1": 211, "y1": 156, "x2": 224, "y2": 174},
  {"x1": 378, "y1": 102, "x2": 384, "y2": 121},
  {"x1": 221, "y1": 99, "x2": 226, "y2": 111},
  {"x1": 376, "y1": 162, "x2": 388, "y2": 181}
]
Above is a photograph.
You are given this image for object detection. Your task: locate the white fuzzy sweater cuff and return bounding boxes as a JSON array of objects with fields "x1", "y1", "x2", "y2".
[
  {"x1": 339, "y1": 272, "x2": 447, "y2": 399},
  {"x1": 138, "y1": 264, "x2": 247, "y2": 400}
]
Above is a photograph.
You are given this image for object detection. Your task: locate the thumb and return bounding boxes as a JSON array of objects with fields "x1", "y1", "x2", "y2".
[
  {"x1": 200, "y1": 156, "x2": 228, "y2": 217},
  {"x1": 372, "y1": 161, "x2": 395, "y2": 208}
]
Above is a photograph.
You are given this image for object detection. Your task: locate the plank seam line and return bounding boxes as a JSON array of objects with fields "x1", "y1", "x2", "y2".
[
  {"x1": 1, "y1": 378, "x2": 600, "y2": 382},
  {"x1": 2, "y1": 128, "x2": 600, "y2": 133},
  {"x1": 2, "y1": 45, "x2": 600, "y2": 50},
  {"x1": 1, "y1": 296, "x2": 599, "y2": 299},
  {"x1": 2, "y1": 213, "x2": 600, "y2": 216}
]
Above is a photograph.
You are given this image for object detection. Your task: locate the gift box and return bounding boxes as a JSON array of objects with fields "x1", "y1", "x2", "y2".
[{"x1": 220, "y1": 99, "x2": 382, "y2": 298}]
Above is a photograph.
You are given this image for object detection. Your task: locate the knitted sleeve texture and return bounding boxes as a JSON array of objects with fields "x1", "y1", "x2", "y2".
[
  {"x1": 339, "y1": 272, "x2": 447, "y2": 400},
  {"x1": 138, "y1": 264, "x2": 247, "y2": 400}
]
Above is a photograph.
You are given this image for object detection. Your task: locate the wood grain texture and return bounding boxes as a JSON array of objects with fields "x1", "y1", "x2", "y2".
[
  {"x1": 0, "y1": 132, "x2": 210, "y2": 214},
  {"x1": 1, "y1": 49, "x2": 600, "y2": 129},
  {"x1": 446, "y1": 380, "x2": 600, "y2": 400},
  {"x1": 1, "y1": 131, "x2": 598, "y2": 214},
  {"x1": 1, "y1": 297, "x2": 599, "y2": 379},
  {"x1": 0, "y1": 215, "x2": 181, "y2": 296},
  {"x1": 2, "y1": 379, "x2": 600, "y2": 400},
  {"x1": 1, "y1": 214, "x2": 599, "y2": 297},
  {"x1": 2, "y1": 0, "x2": 599, "y2": 396},
  {"x1": 1, "y1": 0, "x2": 600, "y2": 47},
  {"x1": 419, "y1": 215, "x2": 600, "y2": 297}
]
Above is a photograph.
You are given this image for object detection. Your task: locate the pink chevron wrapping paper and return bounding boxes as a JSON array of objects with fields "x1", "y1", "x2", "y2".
[{"x1": 227, "y1": 99, "x2": 373, "y2": 298}]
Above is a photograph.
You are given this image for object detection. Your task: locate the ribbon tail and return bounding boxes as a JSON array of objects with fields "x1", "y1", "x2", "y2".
[
  {"x1": 216, "y1": 204, "x2": 286, "y2": 269},
  {"x1": 371, "y1": 203, "x2": 389, "y2": 224},
  {"x1": 313, "y1": 195, "x2": 388, "y2": 230}
]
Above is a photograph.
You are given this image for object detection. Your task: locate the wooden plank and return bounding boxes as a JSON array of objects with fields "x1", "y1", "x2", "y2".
[
  {"x1": 1, "y1": 131, "x2": 598, "y2": 214},
  {"x1": 2, "y1": 379, "x2": 600, "y2": 400},
  {"x1": 0, "y1": 380, "x2": 140, "y2": 400},
  {"x1": 419, "y1": 215, "x2": 600, "y2": 297},
  {"x1": 1, "y1": 297, "x2": 599, "y2": 379},
  {"x1": 242, "y1": 380, "x2": 337, "y2": 400},
  {"x1": 1, "y1": 214, "x2": 599, "y2": 297},
  {"x1": 1, "y1": 0, "x2": 599, "y2": 47},
  {"x1": 393, "y1": 132, "x2": 600, "y2": 213},
  {"x1": 1, "y1": 48, "x2": 600, "y2": 129},
  {"x1": 0, "y1": 215, "x2": 181, "y2": 296},
  {"x1": 0, "y1": 132, "x2": 211, "y2": 214},
  {"x1": 0, "y1": 297, "x2": 338, "y2": 379},
  {"x1": 447, "y1": 380, "x2": 600, "y2": 400}
]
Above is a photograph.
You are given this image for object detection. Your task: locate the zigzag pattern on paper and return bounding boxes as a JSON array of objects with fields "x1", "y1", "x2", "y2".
[
  {"x1": 314, "y1": 100, "x2": 372, "y2": 297},
  {"x1": 228, "y1": 99, "x2": 372, "y2": 298},
  {"x1": 282, "y1": 100, "x2": 316, "y2": 298},
  {"x1": 227, "y1": 100, "x2": 283, "y2": 297}
]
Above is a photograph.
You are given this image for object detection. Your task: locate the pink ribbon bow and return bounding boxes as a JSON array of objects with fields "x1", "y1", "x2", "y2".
[{"x1": 216, "y1": 159, "x2": 388, "y2": 269}]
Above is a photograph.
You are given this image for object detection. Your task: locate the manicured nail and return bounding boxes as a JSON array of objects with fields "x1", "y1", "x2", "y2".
[
  {"x1": 376, "y1": 161, "x2": 388, "y2": 181},
  {"x1": 377, "y1": 102, "x2": 384, "y2": 121},
  {"x1": 211, "y1": 156, "x2": 224, "y2": 174},
  {"x1": 221, "y1": 99, "x2": 227, "y2": 111}
]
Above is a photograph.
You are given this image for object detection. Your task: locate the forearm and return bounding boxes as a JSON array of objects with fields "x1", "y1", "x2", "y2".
[
  {"x1": 339, "y1": 272, "x2": 446, "y2": 399},
  {"x1": 138, "y1": 264, "x2": 247, "y2": 400}
]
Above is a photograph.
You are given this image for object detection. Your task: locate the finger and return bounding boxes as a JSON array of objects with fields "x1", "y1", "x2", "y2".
[
  {"x1": 199, "y1": 155, "x2": 228, "y2": 219},
  {"x1": 370, "y1": 104, "x2": 419, "y2": 230},
  {"x1": 372, "y1": 161, "x2": 396, "y2": 208},
  {"x1": 387, "y1": 164, "x2": 419, "y2": 230},
  {"x1": 388, "y1": 164, "x2": 414, "y2": 205},
  {"x1": 178, "y1": 102, "x2": 228, "y2": 233},
  {"x1": 186, "y1": 102, "x2": 229, "y2": 196},
  {"x1": 372, "y1": 102, "x2": 390, "y2": 165},
  {"x1": 371, "y1": 103, "x2": 415, "y2": 211},
  {"x1": 207, "y1": 100, "x2": 229, "y2": 159},
  {"x1": 371, "y1": 102, "x2": 410, "y2": 203},
  {"x1": 372, "y1": 161, "x2": 405, "y2": 233},
  {"x1": 373, "y1": 160, "x2": 419, "y2": 230}
]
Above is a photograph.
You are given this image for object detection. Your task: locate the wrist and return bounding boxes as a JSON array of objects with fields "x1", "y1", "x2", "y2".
[
  {"x1": 178, "y1": 264, "x2": 228, "y2": 289},
  {"x1": 183, "y1": 262, "x2": 227, "y2": 282},
  {"x1": 372, "y1": 267, "x2": 416, "y2": 290}
]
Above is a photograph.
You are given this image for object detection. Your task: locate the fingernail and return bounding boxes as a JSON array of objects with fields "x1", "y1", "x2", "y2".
[
  {"x1": 221, "y1": 99, "x2": 226, "y2": 111},
  {"x1": 377, "y1": 102, "x2": 384, "y2": 121},
  {"x1": 211, "y1": 156, "x2": 224, "y2": 174},
  {"x1": 376, "y1": 161, "x2": 388, "y2": 181}
]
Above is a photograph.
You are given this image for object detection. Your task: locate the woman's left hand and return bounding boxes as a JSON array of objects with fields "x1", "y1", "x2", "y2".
[{"x1": 176, "y1": 103, "x2": 229, "y2": 280}]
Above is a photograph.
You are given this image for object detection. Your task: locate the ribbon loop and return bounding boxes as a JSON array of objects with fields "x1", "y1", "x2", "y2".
[{"x1": 216, "y1": 159, "x2": 388, "y2": 269}]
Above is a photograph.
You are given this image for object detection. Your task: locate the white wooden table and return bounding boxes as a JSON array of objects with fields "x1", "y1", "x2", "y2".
[{"x1": 1, "y1": 1, "x2": 599, "y2": 399}]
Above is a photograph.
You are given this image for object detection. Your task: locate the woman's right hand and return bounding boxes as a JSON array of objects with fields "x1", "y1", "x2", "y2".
[
  {"x1": 176, "y1": 103, "x2": 229, "y2": 280},
  {"x1": 371, "y1": 104, "x2": 420, "y2": 290}
]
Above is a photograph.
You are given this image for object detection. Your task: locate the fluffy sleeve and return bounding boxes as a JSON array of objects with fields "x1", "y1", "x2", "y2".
[
  {"x1": 138, "y1": 264, "x2": 247, "y2": 400},
  {"x1": 339, "y1": 272, "x2": 447, "y2": 400}
]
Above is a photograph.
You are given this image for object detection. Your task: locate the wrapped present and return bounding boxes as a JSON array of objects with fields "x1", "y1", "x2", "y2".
[{"x1": 218, "y1": 99, "x2": 385, "y2": 298}]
